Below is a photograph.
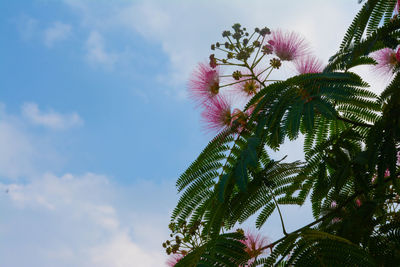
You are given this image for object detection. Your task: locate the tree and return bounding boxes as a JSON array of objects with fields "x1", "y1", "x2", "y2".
[{"x1": 165, "y1": 0, "x2": 400, "y2": 265}]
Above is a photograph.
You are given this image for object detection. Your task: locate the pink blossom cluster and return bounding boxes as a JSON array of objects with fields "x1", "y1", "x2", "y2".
[
  {"x1": 239, "y1": 230, "x2": 270, "y2": 266},
  {"x1": 166, "y1": 254, "x2": 183, "y2": 267},
  {"x1": 165, "y1": 230, "x2": 270, "y2": 266},
  {"x1": 371, "y1": 151, "x2": 400, "y2": 184},
  {"x1": 269, "y1": 30, "x2": 309, "y2": 62},
  {"x1": 188, "y1": 29, "x2": 324, "y2": 134},
  {"x1": 371, "y1": 47, "x2": 400, "y2": 76},
  {"x1": 188, "y1": 62, "x2": 233, "y2": 133},
  {"x1": 268, "y1": 30, "x2": 324, "y2": 74}
]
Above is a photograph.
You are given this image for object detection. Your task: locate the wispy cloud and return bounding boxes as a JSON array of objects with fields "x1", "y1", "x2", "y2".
[
  {"x1": 21, "y1": 102, "x2": 83, "y2": 130},
  {"x1": 0, "y1": 116, "x2": 36, "y2": 179},
  {"x1": 85, "y1": 31, "x2": 119, "y2": 69},
  {"x1": 0, "y1": 103, "x2": 65, "y2": 179},
  {"x1": 16, "y1": 14, "x2": 38, "y2": 41},
  {"x1": 44, "y1": 21, "x2": 72, "y2": 47}
]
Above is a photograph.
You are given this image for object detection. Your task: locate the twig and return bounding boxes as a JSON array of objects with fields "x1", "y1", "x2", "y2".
[{"x1": 269, "y1": 188, "x2": 288, "y2": 236}]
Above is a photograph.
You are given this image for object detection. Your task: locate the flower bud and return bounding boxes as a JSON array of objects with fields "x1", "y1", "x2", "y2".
[
  {"x1": 232, "y1": 70, "x2": 242, "y2": 80},
  {"x1": 270, "y1": 58, "x2": 282, "y2": 69},
  {"x1": 260, "y1": 27, "x2": 271, "y2": 36},
  {"x1": 253, "y1": 40, "x2": 261, "y2": 47},
  {"x1": 222, "y1": 30, "x2": 231, "y2": 37}
]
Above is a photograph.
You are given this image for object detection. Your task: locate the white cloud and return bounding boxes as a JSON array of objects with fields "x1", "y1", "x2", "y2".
[
  {"x1": 16, "y1": 14, "x2": 38, "y2": 40},
  {"x1": 0, "y1": 103, "x2": 174, "y2": 266},
  {"x1": 0, "y1": 117, "x2": 36, "y2": 179},
  {"x1": 89, "y1": 233, "x2": 164, "y2": 267},
  {"x1": 0, "y1": 104, "x2": 62, "y2": 179},
  {"x1": 44, "y1": 21, "x2": 72, "y2": 47},
  {"x1": 85, "y1": 31, "x2": 119, "y2": 69},
  {"x1": 0, "y1": 173, "x2": 169, "y2": 267},
  {"x1": 22, "y1": 102, "x2": 83, "y2": 130}
]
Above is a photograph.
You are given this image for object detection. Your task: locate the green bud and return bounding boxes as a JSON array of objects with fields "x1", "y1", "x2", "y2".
[
  {"x1": 260, "y1": 27, "x2": 271, "y2": 36},
  {"x1": 253, "y1": 40, "x2": 261, "y2": 47},
  {"x1": 232, "y1": 23, "x2": 241, "y2": 32},
  {"x1": 232, "y1": 32, "x2": 241, "y2": 40},
  {"x1": 232, "y1": 70, "x2": 242, "y2": 80},
  {"x1": 270, "y1": 58, "x2": 282, "y2": 69},
  {"x1": 222, "y1": 30, "x2": 231, "y2": 37}
]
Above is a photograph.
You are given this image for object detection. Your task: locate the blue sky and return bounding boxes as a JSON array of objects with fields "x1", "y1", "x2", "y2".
[{"x1": 0, "y1": 1, "x2": 372, "y2": 266}]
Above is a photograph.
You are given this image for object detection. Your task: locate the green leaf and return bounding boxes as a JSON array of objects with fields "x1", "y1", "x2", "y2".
[
  {"x1": 303, "y1": 102, "x2": 315, "y2": 132},
  {"x1": 217, "y1": 174, "x2": 230, "y2": 202},
  {"x1": 313, "y1": 98, "x2": 337, "y2": 119}
]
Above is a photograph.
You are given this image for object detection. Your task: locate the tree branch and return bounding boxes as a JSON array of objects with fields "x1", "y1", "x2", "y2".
[{"x1": 260, "y1": 175, "x2": 395, "y2": 252}]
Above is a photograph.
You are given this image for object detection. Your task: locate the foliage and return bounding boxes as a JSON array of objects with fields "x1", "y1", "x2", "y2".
[{"x1": 166, "y1": 0, "x2": 400, "y2": 266}]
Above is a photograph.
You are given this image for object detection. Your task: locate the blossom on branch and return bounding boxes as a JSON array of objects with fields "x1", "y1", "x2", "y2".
[
  {"x1": 269, "y1": 30, "x2": 309, "y2": 61},
  {"x1": 166, "y1": 254, "x2": 183, "y2": 267},
  {"x1": 239, "y1": 230, "x2": 270, "y2": 265},
  {"x1": 294, "y1": 55, "x2": 324, "y2": 74},
  {"x1": 371, "y1": 47, "x2": 400, "y2": 76},
  {"x1": 189, "y1": 62, "x2": 221, "y2": 106},
  {"x1": 201, "y1": 95, "x2": 232, "y2": 133}
]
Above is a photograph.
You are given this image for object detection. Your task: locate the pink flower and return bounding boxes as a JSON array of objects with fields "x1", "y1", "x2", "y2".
[
  {"x1": 201, "y1": 96, "x2": 232, "y2": 133},
  {"x1": 330, "y1": 201, "x2": 337, "y2": 209},
  {"x1": 397, "y1": 151, "x2": 400, "y2": 165},
  {"x1": 269, "y1": 30, "x2": 309, "y2": 61},
  {"x1": 372, "y1": 174, "x2": 377, "y2": 184},
  {"x1": 188, "y1": 62, "x2": 221, "y2": 106},
  {"x1": 355, "y1": 198, "x2": 362, "y2": 207},
  {"x1": 384, "y1": 169, "x2": 391, "y2": 178},
  {"x1": 371, "y1": 47, "x2": 399, "y2": 76},
  {"x1": 166, "y1": 254, "x2": 183, "y2": 267},
  {"x1": 294, "y1": 55, "x2": 324, "y2": 74},
  {"x1": 240, "y1": 230, "x2": 270, "y2": 265}
]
